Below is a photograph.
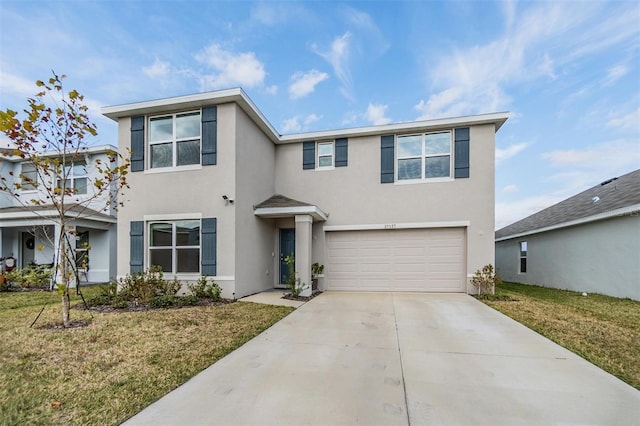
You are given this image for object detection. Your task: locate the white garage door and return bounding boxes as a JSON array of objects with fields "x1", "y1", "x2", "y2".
[{"x1": 326, "y1": 228, "x2": 465, "y2": 292}]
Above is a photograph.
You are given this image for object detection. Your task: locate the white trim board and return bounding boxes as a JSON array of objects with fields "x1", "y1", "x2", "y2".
[
  {"x1": 323, "y1": 221, "x2": 470, "y2": 232},
  {"x1": 495, "y1": 204, "x2": 640, "y2": 242}
]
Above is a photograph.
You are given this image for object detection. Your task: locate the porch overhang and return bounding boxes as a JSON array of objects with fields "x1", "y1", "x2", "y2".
[{"x1": 253, "y1": 194, "x2": 328, "y2": 222}]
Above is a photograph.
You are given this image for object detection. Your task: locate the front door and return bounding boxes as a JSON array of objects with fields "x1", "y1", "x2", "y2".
[
  {"x1": 22, "y1": 232, "x2": 35, "y2": 267},
  {"x1": 279, "y1": 228, "x2": 295, "y2": 285}
]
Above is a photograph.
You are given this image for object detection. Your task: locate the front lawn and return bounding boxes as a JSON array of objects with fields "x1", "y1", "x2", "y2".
[
  {"x1": 0, "y1": 286, "x2": 294, "y2": 425},
  {"x1": 483, "y1": 282, "x2": 640, "y2": 390}
]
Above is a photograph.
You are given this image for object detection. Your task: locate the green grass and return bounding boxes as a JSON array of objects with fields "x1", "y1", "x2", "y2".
[
  {"x1": 0, "y1": 286, "x2": 294, "y2": 425},
  {"x1": 483, "y1": 282, "x2": 640, "y2": 390}
]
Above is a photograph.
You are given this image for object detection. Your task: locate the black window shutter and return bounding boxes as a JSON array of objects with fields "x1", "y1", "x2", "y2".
[
  {"x1": 130, "y1": 221, "x2": 144, "y2": 273},
  {"x1": 130, "y1": 116, "x2": 145, "y2": 172},
  {"x1": 454, "y1": 127, "x2": 470, "y2": 179},
  {"x1": 201, "y1": 218, "x2": 217, "y2": 276},
  {"x1": 303, "y1": 141, "x2": 315, "y2": 170},
  {"x1": 380, "y1": 135, "x2": 395, "y2": 183},
  {"x1": 202, "y1": 106, "x2": 217, "y2": 166},
  {"x1": 335, "y1": 138, "x2": 348, "y2": 167}
]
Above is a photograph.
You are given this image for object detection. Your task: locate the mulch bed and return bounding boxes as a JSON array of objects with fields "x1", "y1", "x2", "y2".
[
  {"x1": 73, "y1": 298, "x2": 235, "y2": 314},
  {"x1": 282, "y1": 291, "x2": 323, "y2": 302}
]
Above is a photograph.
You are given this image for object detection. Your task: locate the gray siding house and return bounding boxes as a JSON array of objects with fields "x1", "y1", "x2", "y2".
[
  {"x1": 103, "y1": 89, "x2": 508, "y2": 298},
  {"x1": 495, "y1": 169, "x2": 640, "y2": 301},
  {"x1": 0, "y1": 145, "x2": 119, "y2": 283}
]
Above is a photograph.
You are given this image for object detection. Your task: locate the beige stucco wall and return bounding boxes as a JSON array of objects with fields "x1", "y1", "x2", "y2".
[
  {"x1": 495, "y1": 215, "x2": 640, "y2": 301},
  {"x1": 115, "y1": 104, "x2": 239, "y2": 298},
  {"x1": 233, "y1": 105, "x2": 276, "y2": 298},
  {"x1": 274, "y1": 124, "x2": 497, "y2": 283}
]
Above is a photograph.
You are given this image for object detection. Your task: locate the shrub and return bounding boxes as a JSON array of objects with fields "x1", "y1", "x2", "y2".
[
  {"x1": 148, "y1": 295, "x2": 176, "y2": 309},
  {"x1": 284, "y1": 255, "x2": 307, "y2": 298},
  {"x1": 471, "y1": 264, "x2": 502, "y2": 295},
  {"x1": 4, "y1": 265, "x2": 53, "y2": 289},
  {"x1": 188, "y1": 276, "x2": 221, "y2": 301},
  {"x1": 117, "y1": 266, "x2": 180, "y2": 305},
  {"x1": 87, "y1": 282, "x2": 118, "y2": 306},
  {"x1": 179, "y1": 294, "x2": 200, "y2": 306}
]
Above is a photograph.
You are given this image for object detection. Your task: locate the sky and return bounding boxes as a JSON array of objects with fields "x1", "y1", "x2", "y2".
[{"x1": 1, "y1": 0, "x2": 639, "y2": 229}]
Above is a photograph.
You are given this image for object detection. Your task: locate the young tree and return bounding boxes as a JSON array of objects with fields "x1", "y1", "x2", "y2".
[{"x1": 0, "y1": 72, "x2": 130, "y2": 327}]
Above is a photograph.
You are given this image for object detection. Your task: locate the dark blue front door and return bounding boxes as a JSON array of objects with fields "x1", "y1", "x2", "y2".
[{"x1": 279, "y1": 228, "x2": 295, "y2": 285}]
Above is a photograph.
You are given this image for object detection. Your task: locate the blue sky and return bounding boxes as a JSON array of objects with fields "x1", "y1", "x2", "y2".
[{"x1": 1, "y1": 0, "x2": 639, "y2": 229}]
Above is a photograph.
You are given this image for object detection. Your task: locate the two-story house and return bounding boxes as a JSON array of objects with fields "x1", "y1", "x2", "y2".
[
  {"x1": 0, "y1": 145, "x2": 119, "y2": 283},
  {"x1": 102, "y1": 89, "x2": 508, "y2": 298}
]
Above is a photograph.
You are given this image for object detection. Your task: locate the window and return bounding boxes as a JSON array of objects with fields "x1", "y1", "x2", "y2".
[
  {"x1": 317, "y1": 141, "x2": 334, "y2": 168},
  {"x1": 397, "y1": 131, "x2": 451, "y2": 181},
  {"x1": 58, "y1": 161, "x2": 88, "y2": 195},
  {"x1": 149, "y1": 112, "x2": 201, "y2": 169},
  {"x1": 20, "y1": 163, "x2": 37, "y2": 191},
  {"x1": 519, "y1": 241, "x2": 527, "y2": 273},
  {"x1": 75, "y1": 231, "x2": 89, "y2": 270},
  {"x1": 149, "y1": 220, "x2": 200, "y2": 274}
]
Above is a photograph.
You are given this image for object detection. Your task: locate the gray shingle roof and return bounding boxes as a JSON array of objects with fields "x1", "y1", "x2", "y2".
[
  {"x1": 0, "y1": 203, "x2": 115, "y2": 221},
  {"x1": 254, "y1": 194, "x2": 315, "y2": 209},
  {"x1": 495, "y1": 168, "x2": 640, "y2": 239}
]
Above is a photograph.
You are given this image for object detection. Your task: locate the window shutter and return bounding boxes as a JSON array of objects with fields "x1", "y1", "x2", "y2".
[
  {"x1": 130, "y1": 116, "x2": 145, "y2": 172},
  {"x1": 454, "y1": 127, "x2": 470, "y2": 179},
  {"x1": 303, "y1": 141, "x2": 315, "y2": 170},
  {"x1": 380, "y1": 135, "x2": 395, "y2": 183},
  {"x1": 130, "y1": 221, "x2": 144, "y2": 273},
  {"x1": 202, "y1": 106, "x2": 217, "y2": 166},
  {"x1": 335, "y1": 138, "x2": 348, "y2": 167},
  {"x1": 201, "y1": 218, "x2": 217, "y2": 276}
]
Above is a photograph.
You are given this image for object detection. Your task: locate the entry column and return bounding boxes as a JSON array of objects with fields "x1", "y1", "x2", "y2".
[{"x1": 295, "y1": 214, "x2": 313, "y2": 297}]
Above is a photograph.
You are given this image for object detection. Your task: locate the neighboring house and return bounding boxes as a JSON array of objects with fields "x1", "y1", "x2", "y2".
[
  {"x1": 0, "y1": 145, "x2": 119, "y2": 283},
  {"x1": 495, "y1": 169, "x2": 640, "y2": 301},
  {"x1": 102, "y1": 88, "x2": 508, "y2": 298}
]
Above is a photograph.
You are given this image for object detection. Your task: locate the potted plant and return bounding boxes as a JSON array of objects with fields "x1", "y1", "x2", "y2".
[{"x1": 311, "y1": 262, "x2": 324, "y2": 291}]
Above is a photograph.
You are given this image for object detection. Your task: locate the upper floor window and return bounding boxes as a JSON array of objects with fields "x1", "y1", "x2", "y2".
[
  {"x1": 58, "y1": 161, "x2": 88, "y2": 195},
  {"x1": 149, "y1": 220, "x2": 201, "y2": 274},
  {"x1": 397, "y1": 131, "x2": 451, "y2": 181},
  {"x1": 21, "y1": 163, "x2": 37, "y2": 191},
  {"x1": 149, "y1": 112, "x2": 201, "y2": 169},
  {"x1": 519, "y1": 241, "x2": 528, "y2": 273},
  {"x1": 317, "y1": 141, "x2": 334, "y2": 168}
]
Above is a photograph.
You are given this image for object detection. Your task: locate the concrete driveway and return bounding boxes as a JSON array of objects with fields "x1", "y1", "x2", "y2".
[{"x1": 124, "y1": 292, "x2": 640, "y2": 425}]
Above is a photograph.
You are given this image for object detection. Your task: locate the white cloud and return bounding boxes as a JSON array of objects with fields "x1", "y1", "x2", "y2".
[
  {"x1": 281, "y1": 113, "x2": 322, "y2": 133},
  {"x1": 502, "y1": 184, "x2": 518, "y2": 193},
  {"x1": 414, "y1": 87, "x2": 469, "y2": 119},
  {"x1": 288, "y1": 70, "x2": 329, "y2": 99},
  {"x1": 264, "y1": 85, "x2": 278, "y2": 95},
  {"x1": 142, "y1": 58, "x2": 171, "y2": 79},
  {"x1": 415, "y1": 2, "x2": 638, "y2": 119},
  {"x1": 606, "y1": 107, "x2": 640, "y2": 131},
  {"x1": 495, "y1": 142, "x2": 530, "y2": 164},
  {"x1": 0, "y1": 71, "x2": 38, "y2": 98},
  {"x1": 342, "y1": 6, "x2": 389, "y2": 55},
  {"x1": 313, "y1": 32, "x2": 354, "y2": 101},
  {"x1": 542, "y1": 139, "x2": 639, "y2": 167},
  {"x1": 195, "y1": 44, "x2": 265, "y2": 90},
  {"x1": 365, "y1": 103, "x2": 391, "y2": 125},
  {"x1": 496, "y1": 194, "x2": 565, "y2": 230},
  {"x1": 603, "y1": 64, "x2": 629, "y2": 86}
]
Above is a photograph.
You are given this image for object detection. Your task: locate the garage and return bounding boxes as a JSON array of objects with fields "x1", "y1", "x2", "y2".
[{"x1": 325, "y1": 228, "x2": 466, "y2": 292}]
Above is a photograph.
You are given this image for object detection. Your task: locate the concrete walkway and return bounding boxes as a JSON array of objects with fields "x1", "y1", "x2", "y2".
[
  {"x1": 123, "y1": 292, "x2": 640, "y2": 425},
  {"x1": 238, "y1": 289, "x2": 306, "y2": 308}
]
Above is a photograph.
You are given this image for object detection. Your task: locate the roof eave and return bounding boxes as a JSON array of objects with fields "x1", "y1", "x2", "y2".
[
  {"x1": 495, "y1": 203, "x2": 640, "y2": 242},
  {"x1": 101, "y1": 88, "x2": 280, "y2": 143},
  {"x1": 254, "y1": 205, "x2": 328, "y2": 222},
  {"x1": 278, "y1": 111, "x2": 510, "y2": 144}
]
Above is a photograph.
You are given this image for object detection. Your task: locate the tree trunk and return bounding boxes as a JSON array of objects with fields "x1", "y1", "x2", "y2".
[{"x1": 62, "y1": 290, "x2": 70, "y2": 327}]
